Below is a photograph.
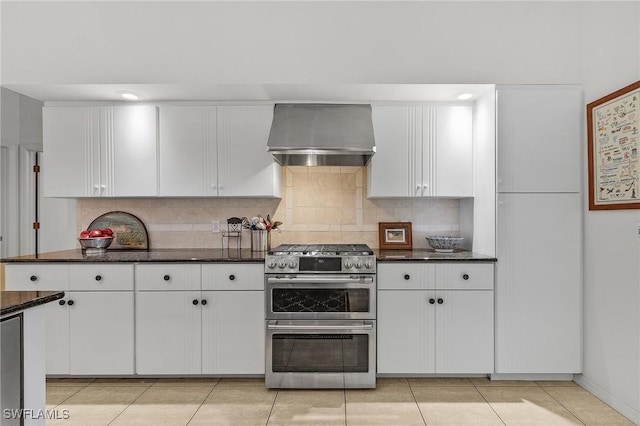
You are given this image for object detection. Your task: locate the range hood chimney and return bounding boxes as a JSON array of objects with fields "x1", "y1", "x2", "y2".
[{"x1": 267, "y1": 103, "x2": 376, "y2": 167}]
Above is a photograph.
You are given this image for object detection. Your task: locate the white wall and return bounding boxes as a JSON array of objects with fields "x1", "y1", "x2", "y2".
[{"x1": 1, "y1": 0, "x2": 640, "y2": 420}]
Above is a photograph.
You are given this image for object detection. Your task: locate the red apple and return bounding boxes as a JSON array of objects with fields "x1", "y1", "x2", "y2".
[
  {"x1": 102, "y1": 228, "x2": 114, "y2": 237},
  {"x1": 79, "y1": 230, "x2": 90, "y2": 239},
  {"x1": 89, "y1": 229, "x2": 104, "y2": 237}
]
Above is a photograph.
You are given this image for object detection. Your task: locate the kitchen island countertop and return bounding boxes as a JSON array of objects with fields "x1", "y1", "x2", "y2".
[
  {"x1": 375, "y1": 249, "x2": 496, "y2": 262},
  {"x1": 1, "y1": 248, "x2": 266, "y2": 263},
  {"x1": 1, "y1": 290, "x2": 65, "y2": 316}
]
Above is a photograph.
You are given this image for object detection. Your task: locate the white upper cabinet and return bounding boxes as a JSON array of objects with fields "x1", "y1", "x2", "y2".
[
  {"x1": 368, "y1": 105, "x2": 473, "y2": 198},
  {"x1": 159, "y1": 106, "x2": 218, "y2": 196},
  {"x1": 496, "y1": 85, "x2": 582, "y2": 193},
  {"x1": 158, "y1": 105, "x2": 281, "y2": 198},
  {"x1": 43, "y1": 105, "x2": 158, "y2": 197}
]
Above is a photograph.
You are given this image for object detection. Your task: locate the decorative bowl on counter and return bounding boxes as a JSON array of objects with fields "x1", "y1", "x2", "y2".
[
  {"x1": 78, "y1": 237, "x2": 114, "y2": 251},
  {"x1": 426, "y1": 236, "x2": 464, "y2": 253}
]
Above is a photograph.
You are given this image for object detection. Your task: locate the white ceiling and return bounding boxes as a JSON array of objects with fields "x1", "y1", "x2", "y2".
[{"x1": 4, "y1": 83, "x2": 495, "y2": 103}]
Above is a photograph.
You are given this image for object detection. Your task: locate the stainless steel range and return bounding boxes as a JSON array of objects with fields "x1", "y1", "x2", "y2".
[{"x1": 265, "y1": 244, "x2": 376, "y2": 389}]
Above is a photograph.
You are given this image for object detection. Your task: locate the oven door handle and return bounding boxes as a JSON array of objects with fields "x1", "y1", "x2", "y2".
[
  {"x1": 267, "y1": 323, "x2": 374, "y2": 330},
  {"x1": 266, "y1": 276, "x2": 374, "y2": 285}
]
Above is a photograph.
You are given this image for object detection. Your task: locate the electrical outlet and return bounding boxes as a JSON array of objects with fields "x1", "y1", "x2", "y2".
[
  {"x1": 636, "y1": 223, "x2": 640, "y2": 241},
  {"x1": 212, "y1": 220, "x2": 220, "y2": 233}
]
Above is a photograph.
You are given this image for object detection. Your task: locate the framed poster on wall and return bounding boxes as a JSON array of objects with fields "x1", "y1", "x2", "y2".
[{"x1": 587, "y1": 80, "x2": 640, "y2": 210}]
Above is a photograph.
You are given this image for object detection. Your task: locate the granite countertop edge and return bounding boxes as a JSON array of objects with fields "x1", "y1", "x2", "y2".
[
  {"x1": 1, "y1": 248, "x2": 496, "y2": 263},
  {"x1": 1, "y1": 291, "x2": 65, "y2": 317}
]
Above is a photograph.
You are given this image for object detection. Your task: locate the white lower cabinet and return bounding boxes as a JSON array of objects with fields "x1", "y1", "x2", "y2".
[
  {"x1": 4, "y1": 263, "x2": 135, "y2": 375},
  {"x1": 135, "y1": 263, "x2": 265, "y2": 375},
  {"x1": 377, "y1": 262, "x2": 494, "y2": 375}
]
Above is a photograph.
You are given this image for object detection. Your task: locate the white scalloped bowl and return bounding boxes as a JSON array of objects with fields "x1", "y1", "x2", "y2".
[{"x1": 426, "y1": 236, "x2": 463, "y2": 253}]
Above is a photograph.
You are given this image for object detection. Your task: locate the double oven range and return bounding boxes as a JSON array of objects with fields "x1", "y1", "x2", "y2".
[{"x1": 264, "y1": 244, "x2": 377, "y2": 389}]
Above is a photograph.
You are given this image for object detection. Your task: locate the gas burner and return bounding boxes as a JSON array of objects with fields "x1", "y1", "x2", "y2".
[{"x1": 268, "y1": 244, "x2": 374, "y2": 256}]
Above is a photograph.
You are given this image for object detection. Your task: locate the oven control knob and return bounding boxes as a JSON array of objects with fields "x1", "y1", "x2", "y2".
[
  {"x1": 364, "y1": 261, "x2": 373, "y2": 269},
  {"x1": 355, "y1": 261, "x2": 363, "y2": 269},
  {"x1": 288, "y1": 259, "x2": 298, "y2": 269},
  {"x1": 277, "y1": 260, "x2": 287, "y2": 269},
  {"x1": 267, "y1": 260, "x2": 278, "y2": 269},
  {"x1": 344, "y1": 260, "x2": 354, "y2": 269}
]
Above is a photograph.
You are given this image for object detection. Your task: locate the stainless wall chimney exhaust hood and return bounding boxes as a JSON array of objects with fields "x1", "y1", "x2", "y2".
[{"x1": 267, "y1": 103, "x2": 376, "y2": 167}]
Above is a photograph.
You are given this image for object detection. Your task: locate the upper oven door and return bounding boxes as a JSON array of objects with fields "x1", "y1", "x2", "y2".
[{"x1": 265, "y1": 274, "x2": 376, "y2": 320}]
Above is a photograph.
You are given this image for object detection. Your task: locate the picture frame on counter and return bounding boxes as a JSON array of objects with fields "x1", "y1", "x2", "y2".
[
  {"x1": 587, "y1": 80, "x2": 640, "y2": 210},
  {"x1": 378, "y1": 222, "x2": 413, "y2": 250}
]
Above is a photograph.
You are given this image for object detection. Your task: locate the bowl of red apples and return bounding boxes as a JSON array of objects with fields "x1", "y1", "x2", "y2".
[{"x1": 78, "y1": 228, "x2": 114, "y2": 251}]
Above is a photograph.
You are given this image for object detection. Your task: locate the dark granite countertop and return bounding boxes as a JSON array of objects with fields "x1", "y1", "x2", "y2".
[
  {"x1": 0, "y1": 249, "x2": 266, "y2": 263},
  {"x1": 1, "y1": 291, "x2": 65, "y2": 317},
  {"x1": 375, "y1": 249, "x2": 497, "y2": 262}
]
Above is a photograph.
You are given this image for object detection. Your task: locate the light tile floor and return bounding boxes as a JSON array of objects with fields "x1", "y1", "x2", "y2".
[{"x1": 45, "y1": 377, "x2": 634, "y2": 426}]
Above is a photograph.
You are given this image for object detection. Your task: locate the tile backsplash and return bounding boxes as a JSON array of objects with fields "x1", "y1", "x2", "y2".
[{"x1": 77, "y1": 166, "x2": 460, "y2": 249}]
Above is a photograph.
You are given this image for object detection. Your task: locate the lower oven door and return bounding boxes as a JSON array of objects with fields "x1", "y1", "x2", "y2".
[
  {"x1": 265, "y1": 320, "x2": 376, "y2": 389},
  {"x1": 266, "y1": 274, "x2": 376, "y2": 320}
]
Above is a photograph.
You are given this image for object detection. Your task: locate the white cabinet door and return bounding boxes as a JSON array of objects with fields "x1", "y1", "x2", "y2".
[
  {"x1": 433, "y1": 105, "x2": 473, "y2": 197},
  {"x1": 496, "y1": 85, "x2": 582, "y2": 193},
  {"x1": 377, "y1": 290, "x2": 436, "y2": 374},
  {"x1": 217, "y1": 106, "x2": 281, "y2": 197},
  {"x1": 368, "y1": 105, "x2": 473, "y2": 198},
  {"x1": 434, "y1": 290, "x2": 493, "y2": 374},
  {"x1": 368, "y1": 106, "x2": 415, "y2": 197},
  {"x1": 136, "y1": 291, "x2": 202, "y2": 375},
  {"x1": 42, "y1": 299, "x2": 70, "y2": 375},
  {"x1": 496, "y1": 193, "x2": 581, "y2": 373},
  {"x1": 69, "y1": 291, "x2": 134, "y2": 375},
  {"x1": 110, "y1": 105, "x2": 158, "y2": 196},
  {"x1": 43, "y1": 105, "x2": 158, "y2": 197},
  {"x1": 158, "y1": 106, "x2": 217, "y2": 196},
  {"x1": 202, "y1": 291, "x2": 265, "y2": 374},
  {"x1": 43, "y1": 107, "x2": 100, "y2": 197}
]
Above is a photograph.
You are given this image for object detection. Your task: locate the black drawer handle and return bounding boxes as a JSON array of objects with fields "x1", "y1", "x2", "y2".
[
  {"x1": 95, "y1": 275, "x2": 102, "y2": 281},
  {"x1": 163, "y1": 275, "x2": 171, "y2": 281},
  {"x1": 201, "y1": 299, "x2": 208, "y2": 306},
  {"x1": 67, "y1": 300, "x2": 75, "y2": 306},
  {"x1": 437, "y1": 298, "x2": 444, "y2": 305},
  {"x1": 462, "y1": 274, "x2": 469, "y2": 280},
  {"x1": 30, "y1": 275, "x2": 38, "y2": 282},
  {"x1": 404, "y1": 274, "x2": 410, "y2": 280},
  {"x1": 59, "y1": 300, "x2": 66, "y2": 306},
  {"x1": 429, "y1": 298, "x2": 435, "y2": 304},
  {"x1": 192, "y1": 299, "x2": 199, "y2": 306},
  {"x1": 229, "y1": 274, "x2": 236, "y2": 281}
]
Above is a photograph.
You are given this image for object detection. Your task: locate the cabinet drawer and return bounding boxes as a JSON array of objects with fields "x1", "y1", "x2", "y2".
[
  {"x1": 69, "y1": 264, "x2": 134, "y2": 291},
  {"x1": 5, "y1": 264, "x2": 69, "y2": 290},
  {"x1": 435, "y1": 263, "x2": 494, "y2": 290},
  {"x1": 135, "y1": 264, "x2": 201, "y2": 291},
  {"x1": 202, "y1": 264, "x2": 264, "y2": 291},
  {"x1": 377, "y1": 263, "x2": 436, "y2": 289}
]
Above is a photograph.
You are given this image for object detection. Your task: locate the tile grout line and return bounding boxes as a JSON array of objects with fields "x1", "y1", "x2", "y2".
[
  {"x1": 265, "y1": 388, "x2": 280, "y2": 425},
  {"x1": 185, "y1": 379, "x2": 220, "y2": 426},
  {"x1": 105, "y1": 382, "x2": 156, "y2": 426},
  {"x1": 472, "y1": 383, "x2": 508, "y2": 426},
  {"x1": 407, "y1": 381, "x2": 428, "y2": 426},
  {"x1": 343, "y1": 388, "x2": 347, "y2": 426},
  {"x1": 46, "y1": 378, "x2": 94, "y2": 410},
  {"x1": 538, "y1": 385, "x2": 587, "y2": 426}
]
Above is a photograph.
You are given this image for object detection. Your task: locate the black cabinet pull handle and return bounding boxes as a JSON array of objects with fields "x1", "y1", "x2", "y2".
[
  {"x1": 192, "y1": 299, "x2": 199, "y2": 306},
  {"x1": 30, "y1": 275, "x2": 37, "y2": 282},
  {"x1": 201, "y1": 299, "x2": 208, "y2": 306},
  {"x1": 462, "y1": 274, "x2": 469, "y2": 280},
  {"x1": 429, "y1": 298, "x2": 435, "y2": 304},
  {"x1": 404, "y1": 274, "x2": 410, "y2": 280},
  {"x1": 229, "y1": 274, "x2": 236, "y2": 281},
  {"x1": 437, "y1": 298, "x2": 444, "y2": 304},
  {"x1": 95, "y1": 275, "x2": 102, "y2": 281},
  {"x1": 67, "y1": 300, "x2": 75, "y2": 306},
  {"x1": 163, "y1": 275, "x2": 171, "y2": 281},
  {"x1": 59, "y1": 300, "x2": 66, "y2": 306}
]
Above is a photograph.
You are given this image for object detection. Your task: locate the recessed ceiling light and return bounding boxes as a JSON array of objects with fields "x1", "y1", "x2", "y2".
[
  {"x1": 457, "y1": 93, "x2": 473, "y2": 100},
  {"x1": 120, "y1": 92, "x2": 139, "y2": 101}
]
